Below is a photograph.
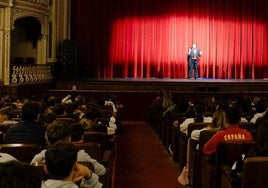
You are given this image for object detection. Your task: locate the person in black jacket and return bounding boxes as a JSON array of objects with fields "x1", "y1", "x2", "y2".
[{"x1": 4, "y1": 101, "x2": 45, "y2": 147}]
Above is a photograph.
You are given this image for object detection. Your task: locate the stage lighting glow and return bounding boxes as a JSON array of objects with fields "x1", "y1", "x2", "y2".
[{"x1": 110, "y1": 15, "x2": 267, "y2": 79}]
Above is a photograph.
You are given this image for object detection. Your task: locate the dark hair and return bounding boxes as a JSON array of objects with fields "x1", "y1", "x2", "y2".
[
  {"x1": 226, "y1": 106, "x2": 241, "y2": 124},
  {"x1": 46, "y1": 121, "x2": 72, "y2": 145},
  {"x1": 0, "y1": 160, "x2": 42, "y2": 188},
  {"x1": 256, "y1": 121, "x2": 268, "y2": 151},
  {"x1": 0, "y1": 106, "x2": 15, "y2": 119},
  {"x1": 194, "y1": 101, "x2": 205, "y2": 115},
  {"x1": 255, "y1": 101, "x2": 267, "y2": 113},
  {"x1": 53, "y1": 103, "x2": 66, "y2": 116},
  {"x1": 45, "y1": 142, "x2": 77, "y2": 179},
  {"x1": 195, "y1": 114, "x2": 204, "y2": 123},
  {"x1": 21, "y1": 101, "x2": 40, "y2": 121},
  {"x1": 71, "y1": 122, "x2": 85, "y2": 142}
]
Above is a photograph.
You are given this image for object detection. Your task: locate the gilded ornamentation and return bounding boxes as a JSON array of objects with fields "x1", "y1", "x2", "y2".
[{"x1": 11, "y1": 65, "x2": 53, "y2": 84}]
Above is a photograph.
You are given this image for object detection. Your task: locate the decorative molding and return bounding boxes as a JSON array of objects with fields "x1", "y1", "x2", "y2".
[
  {"x1": 9, "y1": 0, "x2": 14, "y2": 7},
  {"x1": 11, "y1": 65, "x2": 53, "y2": 84},
  {"x1": 3, "y1": 29, "x2": 11, "y2": 84},
  {"x1": 11, "y1": 8, "x2": 45, "y2": 31},
  {"x1": 20, "y1": 0, "x2": 49, "y2": 8},
  {"x1": 0, "y1": 9, "x2": 3, "y2": 29},
  {"x1": 0, "y1": 31, "x2": 3, "y2": 80},
  {"x1": 0, "y1": 0, "x2": 11, "y2": 7}
]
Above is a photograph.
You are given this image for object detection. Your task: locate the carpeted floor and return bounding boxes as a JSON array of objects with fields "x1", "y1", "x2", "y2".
[{"x1": 113, "y1": 121, "x2": 185, "y2": 188}]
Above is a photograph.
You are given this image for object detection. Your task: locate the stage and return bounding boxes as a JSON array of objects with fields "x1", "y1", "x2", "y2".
[{"x1": 54, "y1": 78, "x2": 268, "y2": 93}]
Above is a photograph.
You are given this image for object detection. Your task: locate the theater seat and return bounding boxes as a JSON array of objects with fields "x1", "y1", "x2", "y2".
[
  {"x1": 0, "y1": 143, "x2": 42, "y2": 163},
  {"x1": 73, "y1": 142, "x2": 114, "y2": 188},
  {"x1": 200, "y1": 141, "x2": 257, "y2": 188},
  {"x1": 242, "y1": 157, "x2": 268, "y2": 188},
  {"x1": 73, "y1": 142, "x2": 102, "y2": 162},
  {"x1": 189, "y1": 130, "x2": 217, "y2": 187}
]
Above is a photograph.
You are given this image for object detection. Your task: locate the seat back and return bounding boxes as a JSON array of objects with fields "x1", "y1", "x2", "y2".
[
  {"x1": 84, "y1": 131, "x2": 107, "y2": 154},
  {"x1": 94, "y1": 118, "x2": 109, "y2": 126},
  {"x1": 199, "y1": 130, "x2": 218, "y2": 150},
  {"x1": 73, "y1": 142, "x2": 102, "y2": 162},
  {"x1": 0, "y1": 143, "x2": 42, "y2": 163},
  {"x1": 242, "y1": 157, "x2": 268, "y2": 188},
  {"x1": 215, "y1": 141, "x2": 257, "y2": 188},
  {"x1": 188, "y1": 122, "x2": 210, "y2": 137},
  {"x1": 189, "y1": 130, "x2": 217, "y2": 187},
  {"x1": 239, "y1": 122, "x2": 257, "y2": 139},
  {"x1": 0, "y1": 124, "x2": 14, "y2": 133}
]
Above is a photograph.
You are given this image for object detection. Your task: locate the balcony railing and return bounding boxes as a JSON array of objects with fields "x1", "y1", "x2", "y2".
[{"x1": 11, "y1": 65, "x2": 53, "y2": 84}]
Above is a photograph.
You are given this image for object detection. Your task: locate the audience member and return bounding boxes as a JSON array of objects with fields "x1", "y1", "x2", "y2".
[
  {"x1": 0, "y1": 92, "x2": 11, "y2": 108},
  {"x1": 4, "y1": 101, "x2": 45, "y2": 147},
  {"x1": 0, "y1": 160, "x2": 42, "y2": 188},
  {"x1": 42, "y1": 141, "x2": 102, "y2": 188},
  {"x1": 191, "y1": 110, "x2": 226, "y2": 141},
  {"x1": 0, "y1": 153, "x2": 17, "y2": 163},
  {"x1": 146, "y1": 90, "x2": 164, "y2": 123},
  {"x1": 31, "y1": 121, "x2": 106, "y2": 176},
  {"x1": 248, "y1": 120, "x2": 268, "y2": 157},
  {"x1": 178, "y1": 110, "x2": 226, "y2": 186},
  {"x1": 70, "y1": 122, "x2": 85, "y2": 143},
  {"x1": 179, "y1": 101, "x2": 213, "y2": 135},
  {"x1": 162, "y1": 90, "x2": 173, "y2": 111},
  {"x1": 250, "y1": 100, "x2": 267, "y2": 124},
  {"x1": 73, "y1": 108, "x2": 95, "y2": 131},
  {"x1": 203, "y1": 106, "x2": 254, "y2": 156},
  {"x1": 0, "y1": 106, "x2": 18, "y2": 125}
]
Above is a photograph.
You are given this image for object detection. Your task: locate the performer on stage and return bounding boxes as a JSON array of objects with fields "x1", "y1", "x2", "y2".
[{"x1": 188, "y1": 42, "x2": 202, "y2": 79}]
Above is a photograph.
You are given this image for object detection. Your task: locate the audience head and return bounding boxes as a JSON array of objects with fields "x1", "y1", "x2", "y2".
[
  {"x1": 21, "y1": 101, "x2": 41, "y2": 121},
  {"x1": 194, "y1": 101, "x2": 206, "y2": 115},
  {"x1": 225, "y1": 106, "x2": 241, "y2": 125},
  {"x1": 45, "y1": 141, "x2": 78, "y2": 180},
  {"x1": 158, "y1": 90, "x2": 164, "y2": 98},
  {"x1": 216, "y1": 99, "x2": 229, "y2": 112},
  {"x1": 47, "y1": 96, "x2": 57, "y2": 107},
  {"x1": 211, "y1": 110, "x2": 226, "y2": 130},
  {"x1": 44, "y1": 112, "x2": 57, "y2": 124},
  {"x1": 53, "y1": 103, "x2": 66, "y2": 116},
  {"x1": 71, "y1": 123, "x2": 85, "y2": 142},
  {"x1": 248, "y1": 120, "x2": 268, "y2": 157},
  {"x1": 256, "y1": 121, "x2": 268, "y2": 151},
  {"x1": 255, "y1": 100, "x2": 267, "y2": 113},
  {"x1": 45, "y1": 120, "x2": 72, "y2": 146},
  {"x1": 193, "y1": 101, "x2": 205, "y2": 122},
  {"x1": 0, "y1": 160, "x2": 42, "y2": 188},
  {"x1": 0, "y1": 106, "x2": 15, "y2": 122}
]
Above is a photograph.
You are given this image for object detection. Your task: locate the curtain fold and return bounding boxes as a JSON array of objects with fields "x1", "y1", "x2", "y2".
[{"x1": 71, "y1": 0, "x2": 268, "y2": 79}]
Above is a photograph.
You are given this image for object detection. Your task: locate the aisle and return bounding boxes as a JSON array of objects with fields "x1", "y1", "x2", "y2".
[{"x1": 113, "y1": 121, "x2": 184, "y2": 188}]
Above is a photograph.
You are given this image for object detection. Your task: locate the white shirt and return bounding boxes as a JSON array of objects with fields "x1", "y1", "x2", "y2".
[
  {"x1": 31, "y1": 149, "x2": 106, "y2": 176},
  {"x1": 179, "y1": 116, "x2": 213, "y2": 135},
  {"x1": 41, "y1": 173, "x2": 102, "y2": 188},
  {"x1": 250, "y1": 112, "x2": 266, "y2": 124},
  {"x1": 0, "y1": 153, "x2": 17, "y2": 162}
]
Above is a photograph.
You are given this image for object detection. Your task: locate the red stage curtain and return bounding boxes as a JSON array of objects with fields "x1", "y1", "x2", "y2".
[{"x1": 71, "y1": 0, "x2": 268, "y2": 79}]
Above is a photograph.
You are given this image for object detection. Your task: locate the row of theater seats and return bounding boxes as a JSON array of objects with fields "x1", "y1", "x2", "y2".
[
  {"x1": 0, "y1": 115, "x2": 116, "y2": 188},
  {"x1": 149, "y1": 111, "x2": 268, "y2": 188}
]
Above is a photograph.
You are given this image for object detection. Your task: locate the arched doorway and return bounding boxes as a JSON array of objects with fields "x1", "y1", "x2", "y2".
[{"x1": 11, "y1": 17, "x2": 41, "y2": 65}]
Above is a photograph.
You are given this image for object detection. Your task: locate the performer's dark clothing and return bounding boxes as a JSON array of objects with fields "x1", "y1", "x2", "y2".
[{"x1": 188, "y1": 48, "x2": 201, "y2": 79}]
